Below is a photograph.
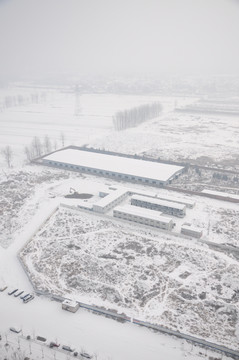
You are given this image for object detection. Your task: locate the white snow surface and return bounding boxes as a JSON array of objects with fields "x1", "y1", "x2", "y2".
[{"x1": 0, "y1": 85, "x2": 238, "y2": 359}]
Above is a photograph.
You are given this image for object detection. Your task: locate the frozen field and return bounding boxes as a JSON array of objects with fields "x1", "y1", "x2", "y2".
[
  {"x1": 91, "y1": 111, "x2": 239, "y2": 167},
  {"x1": 18, "y1": 204, "x2": 239, "y2": 349},
  {"x1": 0, "y1": 85, "x2": 191, "y2": 167}
]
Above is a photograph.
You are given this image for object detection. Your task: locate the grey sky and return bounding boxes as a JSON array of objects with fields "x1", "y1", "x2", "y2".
[{"x1": 0, "y1": 0, "x2": 239, "y2": 80}]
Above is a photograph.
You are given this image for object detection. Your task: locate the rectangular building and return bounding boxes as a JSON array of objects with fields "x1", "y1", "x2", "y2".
[
  {"x1": 181, "y1": 224, "x2": 202, "y2": 238},
  {"x1": 42, "y1": 148, "x2": 184, "y2": 186},
  {"x1": 113, "y1": 205, "x2": 174, "y2": 231},
  {"x1": 62, "y1": 299, "x2": 79, "y2": 313},
  {"x1": 131, "y1": 194, "x2": 186, "y2": 218},
  {"x1": 155, "y1": 194, "x2": 195, "y2": 208}
]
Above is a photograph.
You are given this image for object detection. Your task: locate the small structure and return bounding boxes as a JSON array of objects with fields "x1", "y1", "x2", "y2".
[
  {"x1": 181, "y1": 224, "x2": 202, "y2": 238},
  {"x1": 62, "y1": 299, "x2": 79, "y2": 313},
  {"x1": 131, "y1": 194, "x2": 186, "y2": 218},
  {"x1": 113, "y1": 205, "x2": 174, "y2": 231},
  {"x1": 201, "y1": 189, "x2": 239, "y2": 202}
]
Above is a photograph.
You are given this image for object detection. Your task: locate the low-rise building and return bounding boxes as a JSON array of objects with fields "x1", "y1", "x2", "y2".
[
  {"x1": 155, "y1": 194, "x2": 195, "y2": 208},
  {"x1": 93, "y1": 189, "x2": 129, "y2": 213},
  {"x1": 62, "y1": 299, "x2": 79, "y2": 313},
  {"x1": 131, "y1": 194, "x2": 186, "y2": 218},
  {"x1": 181, "y1": 224, "x2": 202, "y2": 238},
  {"x1": 113, "y1": 205, "x2": 174, "y2": 230}
]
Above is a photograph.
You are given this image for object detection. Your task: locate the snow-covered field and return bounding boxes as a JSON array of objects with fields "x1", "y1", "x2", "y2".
[
  {"x1": 19, "y1": 203, "x2": 239, "y2": 349},
  {"x1": 91, "y1": 112, "x2": 239, "y2": 167},
  {"x1": 0, "y1": 85, "x2": 191, "y2": 167},
  {"x1": 1, "y1": 84, "x2": 239, "y2": 359}
]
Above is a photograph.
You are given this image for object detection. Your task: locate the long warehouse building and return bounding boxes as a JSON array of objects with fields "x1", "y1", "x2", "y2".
[
  {"x1": 42, "y1": 148, "x2": 184, "y2": 186},
  {"x1": 113, "y1": 205, "x2": 174, "y2": 230},
  {"x1": 131, "y1": 194, "x2": 186, "y2": 217}
]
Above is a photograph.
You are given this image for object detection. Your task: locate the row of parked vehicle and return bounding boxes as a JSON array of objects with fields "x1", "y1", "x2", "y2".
[{"x1": 0, "y1": 285, "x2": 34, "y2": 303}]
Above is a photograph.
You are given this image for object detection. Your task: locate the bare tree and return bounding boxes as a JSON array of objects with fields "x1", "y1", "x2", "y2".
[
  {"x1": 24, "y1": 146, "x2": 32, "y2": 162},
  {"x1": 60, "y1": 132, "x2": 65, "y2": 147},
  {"x1": 1, "y1": 145, "x2": 13, "y2": 167},
  {"x1": 44, "y1": 135, "x2": 52, "y2": 154},
  {"x1": 31, "y1": 136, "x2": 42, "y2": 157}
]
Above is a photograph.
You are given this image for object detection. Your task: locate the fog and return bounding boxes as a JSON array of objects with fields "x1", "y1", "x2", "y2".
[{"x1": 0, "y1": 0, "x2": 239, "y2": 80}]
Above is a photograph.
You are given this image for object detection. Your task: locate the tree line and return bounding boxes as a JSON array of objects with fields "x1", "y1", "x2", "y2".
[
  {"x1": 113, "y1": 102, "x2": 162, "y2": 131},
  {"x1": 1, "y1": 133, "x2": 66, "y2": 167}
]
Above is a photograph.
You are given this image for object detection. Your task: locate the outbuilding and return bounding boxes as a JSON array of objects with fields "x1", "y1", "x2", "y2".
[{"x1": 62, "y1": 299, "x2": 79, "y2": 313}]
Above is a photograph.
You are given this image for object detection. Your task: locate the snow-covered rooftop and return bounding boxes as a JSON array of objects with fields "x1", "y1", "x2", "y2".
[
  {"x1": 181, "y1": 224, "x2": 202, "y2": 233},
  {"x1": 131, "y1": 194, "x2": 186, "y2": 210},
  {"x1": 94, "y1": 188, "x2": 129, "y2": 207},
  {"x1": 43, "y1": 149, "x2": 184, "y2": 182},
  {"x1": 114, "y1": 204, "x2": 173, "y2": 223},
  {"x1": 202, "y1": 189, "x2": 239, "y2": 201}
]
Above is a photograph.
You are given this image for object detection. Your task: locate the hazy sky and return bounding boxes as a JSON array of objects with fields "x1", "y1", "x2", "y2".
[{"x1": 0, "y1": 0, "x2": 239, "y2": 80}]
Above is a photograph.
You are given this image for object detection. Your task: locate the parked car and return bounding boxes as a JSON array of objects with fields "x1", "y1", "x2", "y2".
[
  {"x1": 36, "y1": 336, "x2": 47, "y2": 342},
  {"x1": 23, "y1": 295, "x2": 34, "y2": 303},
  {"x1": 10, "y1": 326, "x2": 21, "y2": 333},
  {"x1": 62, "y1": 345, "x2": 75, "y2": 352},
  {"x1": 14, "y1": 290, "x2": 24, "y2": 297},
  {"x1": 8, "y1": 289, "x2": 18, "y2": 296},
  {"x1": 20, "y1": 293, "x2": 30, "y2": 299},
  {"x1": 0, "y1": 285, "x2": 7, "y2": 292},
  {"x1": 80, "y1": 353, "x2": 93, "y2": 359},
  {"x1": 49, "y1": 341, "x2": 60, "y2": 348}
]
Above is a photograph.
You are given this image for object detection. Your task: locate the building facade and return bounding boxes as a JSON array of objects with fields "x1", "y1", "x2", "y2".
[
  {"x1": 131, "y1": 194, "x2": 186, "y2": 218},
  {"x1": 113, "y1": 205, "x2": 174, "y2": 230}
]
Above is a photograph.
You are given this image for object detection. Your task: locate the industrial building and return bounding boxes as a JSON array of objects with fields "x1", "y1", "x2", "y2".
[
  {"x1": 42, "y1": 148, "x2": 184, "y2": 186},
  {"x1": 131, "y1": 194, "x2": 186, "y2": 217},
  {"x1": 93, "y1": 188, "x2": 129, "y2": 213},
  {"x1": 181, "y1": 224, "x2": 203, "y2": 238},
  {"x1": 113, "y1": 205, "x2": 174, "y2": 230}
]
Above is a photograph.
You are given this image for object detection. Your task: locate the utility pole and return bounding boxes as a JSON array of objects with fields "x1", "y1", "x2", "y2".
[{"x1": 75, "y1": 84, "x2": 81, "y2": 116}]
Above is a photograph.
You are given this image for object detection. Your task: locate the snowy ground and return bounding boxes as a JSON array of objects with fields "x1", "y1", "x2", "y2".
[
  {"x1": 18, "y1": 202, "x2": 239, "y2": 349},
  {"x1": 0, "y1": 85, "x2": 191, "y2": 168},
  {"x1": 1, "y1": 186, "x2": 232, "y2": 360},
  {"x1": 1, "y1": 84, "x2": 239, "y2": 359},
  {"x1": 91, "y1": 112, "x2": 239, "y2": 168}
]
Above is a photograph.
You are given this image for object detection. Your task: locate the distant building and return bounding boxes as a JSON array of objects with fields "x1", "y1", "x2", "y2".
[
  {"x1": 113, "y1": 205, "x2": 174, "y2": 231},
  {"x1": 42, "y1": 148, "x2": 184, "y2": 186},
  {"x1": 62, "y1": 299, "x2": 79, "y2": 313},
  {"x1": 181, "y1": 224, "x2": 202, "y2": 238},
  {"x1": 131, "y1": 194, "x2": 186, "y2": 218}
]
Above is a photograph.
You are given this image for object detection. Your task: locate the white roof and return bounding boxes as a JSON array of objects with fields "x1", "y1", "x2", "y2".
[
  {"x1": 62, "y1": 299, "x2": 78, "y2": 307},
  {"x1": 44, "y1": 149, "x2": 184, "y2": 182},
  {"x1": 156, "y1": 193, "x2": 195, "y2": 207},
  {"x1": 94, "y1": 189, "x2": 128, "y2": 208},
  {"x1": 131, "y1": 194, "x2": 186, "y2": 210},
  {"x1": 202, "y1": 189, "x2": 239, "y2": 201},
  {"x1": 114, "y1": 205, "x2": 173, "y2": 224},
  {"x1": 181, "y1": 225, "x2": 202, "y2": 233}
]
